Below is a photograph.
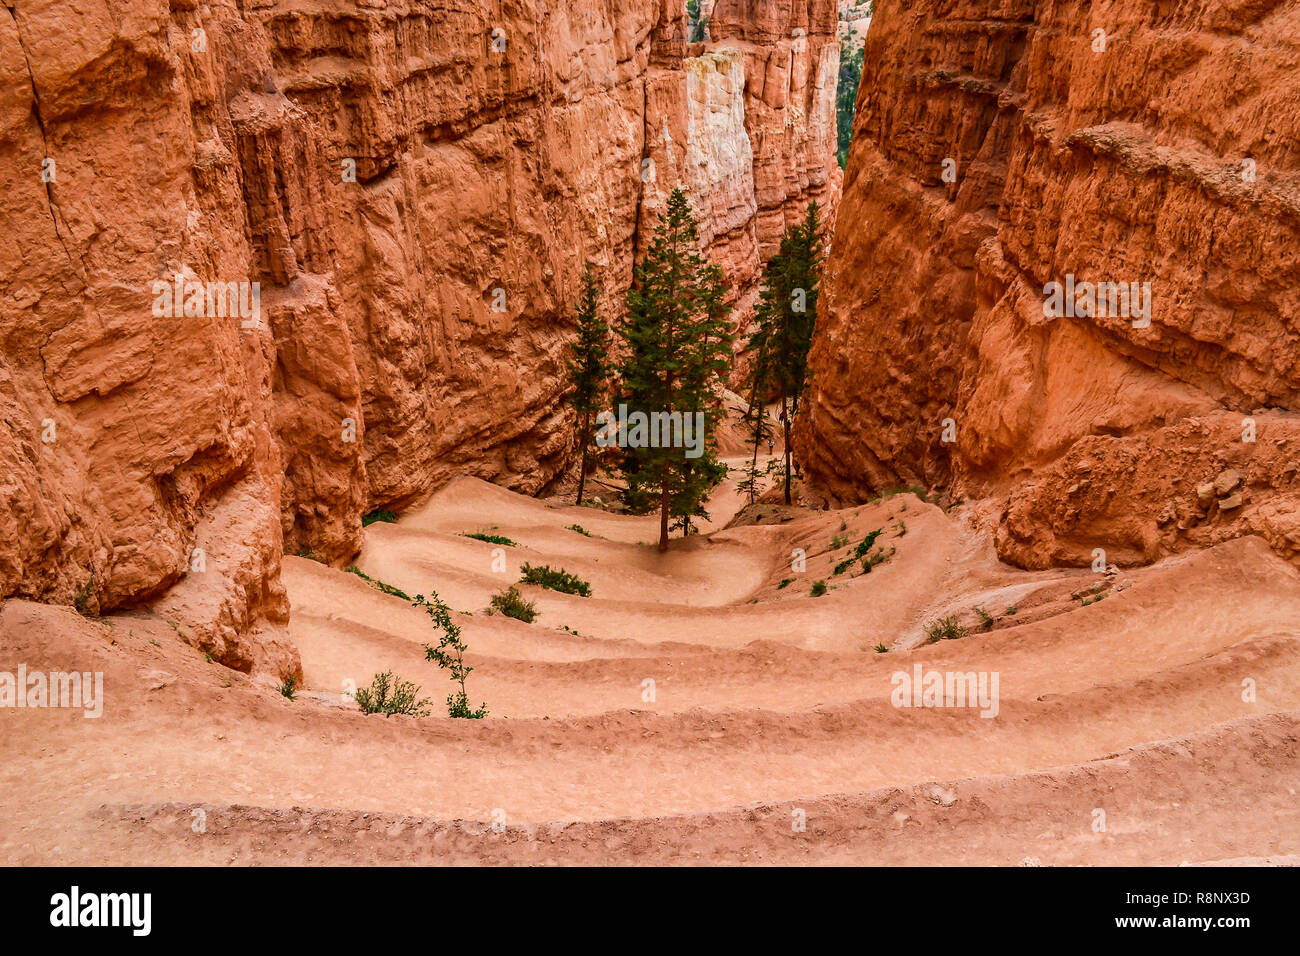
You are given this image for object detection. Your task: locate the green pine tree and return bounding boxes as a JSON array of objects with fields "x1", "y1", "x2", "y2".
[
  {"x1": 744, "y1": 201, "x2": 826, "y2": 504},
  {"x1": 617, "y1": 188, "x2": 733, "y2": 552},
  {"x1": 565, "y1": 264, "x2": 612, "y2": 506}
]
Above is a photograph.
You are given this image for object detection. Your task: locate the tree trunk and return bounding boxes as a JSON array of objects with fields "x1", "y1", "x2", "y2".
[
  {"x1": 576, "y1": 413, "x2": 589, "y2": 506},
  {"x1": 576, "y1": 451, "x2": 588, "y2": 507},
  {"x1": 658, "y1": 481, "x2": 670, "y2": 552},
  {"x1": 782, "y1": 397, "x2": 793, "y2": 505}
]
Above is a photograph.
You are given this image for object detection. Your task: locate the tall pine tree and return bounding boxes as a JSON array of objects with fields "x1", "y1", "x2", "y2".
[
  {"x1": 745, "y1": 201, "x2": 826, "y2": 504},
  {"x1": 617, "y1": 188, "x2": 732, "y2": 552},
  {"x1": 565, "y1": 264, "x2": 611, "y2": 506}
]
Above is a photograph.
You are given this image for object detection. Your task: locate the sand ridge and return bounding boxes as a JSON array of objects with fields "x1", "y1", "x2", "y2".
[{"x1": 1, "y1": 466, "x2": 1297, "y2": 864}]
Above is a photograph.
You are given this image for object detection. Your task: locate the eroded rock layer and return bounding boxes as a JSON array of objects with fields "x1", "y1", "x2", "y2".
[
  {"x1": 797, "y1": 0, "x2": 1300, "y2": 569},
  {"x1": 0, "y1": 0, "x2": 839, "y2": 665}
]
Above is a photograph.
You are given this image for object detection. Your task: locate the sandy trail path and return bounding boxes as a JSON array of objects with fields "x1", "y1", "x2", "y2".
[{"x1": 2, "y1": 467, "x2": 1298, "y2": 864}]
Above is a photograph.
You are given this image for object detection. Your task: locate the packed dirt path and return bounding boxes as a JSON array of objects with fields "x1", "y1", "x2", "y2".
[{"x1": 2, "y1": 464, "x2": 1298, "y2": 864}]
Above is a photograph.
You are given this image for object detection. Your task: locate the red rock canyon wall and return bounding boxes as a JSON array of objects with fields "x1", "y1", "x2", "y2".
[
  {"x1": 0, "y1": 0, "x2": 839, "y2": 666},
  {"x1": 797, "y1": 0, "x2": 1300, "y2": 570}
]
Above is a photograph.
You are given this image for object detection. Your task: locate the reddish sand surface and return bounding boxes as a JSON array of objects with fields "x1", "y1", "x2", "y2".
[{"x1": 2, "y1": 463, "x2": 1298, "y2": 865}]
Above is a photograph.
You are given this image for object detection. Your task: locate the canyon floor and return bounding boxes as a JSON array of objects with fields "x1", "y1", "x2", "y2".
[{"x1": 2, "y1": 459, "x2": 1299, "y2": 865}]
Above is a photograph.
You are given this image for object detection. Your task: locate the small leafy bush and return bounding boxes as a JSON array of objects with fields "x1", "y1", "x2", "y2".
[
  {"x1": 777, "y1": 578, "x2": 794, "y2": 589},
  {"x1": 924, "y1": 615, "x2": 968, "y2": 644},
  {"x1": 974, "y1": 606, "x2": 994, "y2": 631},
  {"x1": 415, "y1": 591, "x2": 488, "y2": 719},
  {"x1": 489, "y1": 585, "x2": 537, "y2": 623},
  {"x1": 565, "y1": 524, "x2": 592, "y2": 537},
  {"x1": 354, "y1": 671, "x2": 432, "y2": 717},
  {"x1": 810, "y1": 580, "x2": 828, "y2": 597},
  {"x1": 519, "y1": 563, "x2": 591, "y2": 597},
  {"x1": 362, "y1": 509, "x2": 398, "y2": 527},
  {"x1": 73, "y1": 577, "x2": 96, "y2": 616},
  {"x1": 860, "y1": 545, "x2": 895, "y2": 573},
  {"x1": 278, "y1": 674, "x2": 298, "y2": 700}
]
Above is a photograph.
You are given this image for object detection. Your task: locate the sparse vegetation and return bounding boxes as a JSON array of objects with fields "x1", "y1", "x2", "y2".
[
  {"x1": 295, "y1": 547, "x2": 325, "y2": 563},
  {"x1": 462, "y1": 532, "x2": 516, "y2": 546},
  {"x1": 1006, "y1": 605, "x2": 1019, "y2": 615},
  {"x1": 565, "y1": 524, "x2": 592, "y2": 537},
  {"x1": 519, "y1": 563, "x2": 592, "y2": 597},
  {"x1": 278, "y1": 674, "x2": 298, "y2": 700},
  {"x1": 810, "y1": 579, "x2": 828, "y2": 597},
  {"x1": 345, "y1": 565, "x2": 411, "y2": 601},
  {"x1": 860, "y1": 545, "x2": 895, "y2": 573},
  {"x1": 830, "y1": 533, "x2": 850, "y2": 550},
  {"x1": 489, "y1": 585, "x2": 537, "y2": 623},
  {"x1": 833, "y1": 556, "x2": 856, "y2": 575},
  {"x1": 362, "y1": 509, "x2": 398, "y2": 527},
  {"x1": 777, "y1": 578, "x2": 794, "y2": 589},
  {"x1": 354, "y1": 670, "x2": 432, "y2": 718},
  {"x1": 874, "y1": 643, "x2": 889, "y2": 654},
  {"x1": 73, "y1": 577, "x2": 95, "y2": 616},
  {"x1": 414, "y1": 590, "x2": 488, "y2": 719},
  {"x1": 924, "y1": 615, "x2": 969, "y2": 644},
  {"x1": 974, "y1": 606, "x2": 995, "y2": 631},
  {"x1": 894, "y1": 520, "x2": 907, "y2": 537}
]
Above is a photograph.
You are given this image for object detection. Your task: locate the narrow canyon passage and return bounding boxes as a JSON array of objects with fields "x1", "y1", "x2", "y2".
[
  {"x1": 2, "y1": 0, "x2": 1298, "y2": 876},
  {"x1": 2, "y1": 453, "x2": 1297, "y2": 864}
]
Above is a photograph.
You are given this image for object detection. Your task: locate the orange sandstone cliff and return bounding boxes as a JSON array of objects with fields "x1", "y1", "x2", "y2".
[
  {"x1": 797, "y1": 0, "x2": 1300, "y2": 570},
  {"x1": 0, "y1": 0, "x2": 838, "y2": 668}
]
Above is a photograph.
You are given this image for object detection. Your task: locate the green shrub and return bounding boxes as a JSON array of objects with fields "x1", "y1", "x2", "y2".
[
  {"x1": 1005, "y1": 605, "x2": 1018, "y2": 615},
  {"x1": 830, "y1": 533, "x2": 849, "y2": 550},
  {"x1": 462, "y1": 532, "x2": 516, "y2": 546},
  {"x1": 278, "y1": 674, "x2": 298, "y2": 700},
  {"x1": 833, "y1": 557, "x2": 856, "y2": 576},
  {"x1": 810, "y1": 580, "x2": 827, "y2": 597},
  {"x1": 853, "y1": 529, "x2": 883, "y2": 559},
  {"x1": 974, "y1": 606, "x2": 994, "y2": 631},
  {"x1": 777, "y1": 578, "x2": 794, "y2": 589},
  {"x1": 873, "y1": 643, "x2": 889, "y2": 654},
  {"x1": 362, "y1": 509, "x2": 398, "y2": 527},
  {"x1": 354, "y1": 670, "x2": 432, "y2": 717},
  {"x1": 924, "y1": 615, "x2": 968, "y2": 644},
  {"x1": 489, "y1": 585, "x2": 537, "y2": 623},
  {"x1": 860, "y1": 545, "x2": 895, "y2": 573},
  {"x1": 519, "y1": 563, "x2": 591, "y2": 597},
  {"x1": 73, "y1": 576, "x2": 96, "y2": 616},
  {"x1": 565, "y1": 524, "x2": 592, "y2": 537},
  {"x1": 345, "y1": 565, "x2": 411, "y2": 601}
]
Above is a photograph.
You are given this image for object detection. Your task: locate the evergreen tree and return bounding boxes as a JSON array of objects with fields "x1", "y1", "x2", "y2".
[
  {"x1": 565, "y1": 264, "x2": 612, "y2": 506},
  {"x1": 617, "y1": 188, "x2": 732, "y2": 552},
  {"x1": 836, "y1": 37, "x2": 865, "y2": 168},
  {"x1": 744, "y1": 201, "x2": 826, "y2": 504}
]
